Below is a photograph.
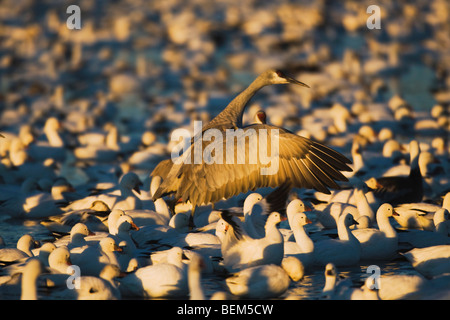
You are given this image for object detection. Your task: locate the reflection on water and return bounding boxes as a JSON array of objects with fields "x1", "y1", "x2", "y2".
[
  {"x1": 281, "y1": 260, "x2": 416, "y2": 300},
  {"x1": 0, "y1": 215, "x2": 53, "y2": 246}
]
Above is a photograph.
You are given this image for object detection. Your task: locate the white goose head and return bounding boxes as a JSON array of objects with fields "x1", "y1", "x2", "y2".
[
  {"x1": 376, "y1": 203, "x2": 398, "y2": 219},
  {"x1": 70, "y1": 223, "x2": 94, "y2": 242},
  {"x1": 291, "y1": 212, "x2": 312, "y2": 228},
  {"x1": 119, "y1": 172, "x2": 143, "y2": 195},
  {"x1": 339, "y1": 212, "x2": 359, "y2": 228},
  {"x1": 286, "y1": 199, "x2": 308, "y2": 224},
  {"x1": 99, "y1": 237, "x2": 122, "y2": 254},
  {"x1": 17, "y1": 234, "x2": 39, "y2": 256},
  {"x1": 48, "y1": 246, "x2": 72, "y2": 273},
  {"x1": 108, "y1": 209, "x2": 125, "y2": 234},
  {"x1": 116, "y1": 215, "x2": 139, "y2": 233},
  {"x1": 243, "y1": 193, "x2": 263, "y2": 215}
]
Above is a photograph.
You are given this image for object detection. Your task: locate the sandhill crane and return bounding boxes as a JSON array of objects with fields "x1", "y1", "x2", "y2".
[{"x1": 151, "y1": 70, "x2": 352, "y2": 215}]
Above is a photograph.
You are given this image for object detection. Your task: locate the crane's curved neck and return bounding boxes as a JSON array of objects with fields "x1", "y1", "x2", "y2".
[{"x1": 206, "y1": 76, "x2": 268, "y2": 130}]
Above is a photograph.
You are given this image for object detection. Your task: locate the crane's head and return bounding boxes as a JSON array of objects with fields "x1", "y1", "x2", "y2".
[{"x1": 263, "y1": 69, "x2": 310, "y2": 88}]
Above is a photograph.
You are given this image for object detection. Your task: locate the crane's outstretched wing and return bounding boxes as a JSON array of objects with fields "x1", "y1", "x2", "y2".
[{"x1": 153, "y1": 124, "x2": 352, "y2": 208}]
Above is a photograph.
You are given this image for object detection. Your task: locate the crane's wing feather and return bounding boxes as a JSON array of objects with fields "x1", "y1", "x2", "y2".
[{"x1": 153, "y1": 124, "x2": 352, "y2": 207}]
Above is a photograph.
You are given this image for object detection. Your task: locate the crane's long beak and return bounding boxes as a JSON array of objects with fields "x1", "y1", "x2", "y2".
[{"x1": 286, "y1": 76, "x2": 310, "y2": 88}]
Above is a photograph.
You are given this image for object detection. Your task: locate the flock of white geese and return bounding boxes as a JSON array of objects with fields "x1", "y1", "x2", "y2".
[{"x1": 0, "y1": 70, "x2": 449, "y2": 300}]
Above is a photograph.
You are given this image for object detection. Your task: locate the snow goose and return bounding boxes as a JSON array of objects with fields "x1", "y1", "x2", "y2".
[
  {"x1": 0, "y1": 180, "x2": 68, "y2": 219},
  {"x1": 192, "y1": 208, "x2": 222, "y2": 231},
  {"x1": 0, "y1": 257, "x2": 45, "y2": 299},
  {"x1": 116, "y1": 241, "x2": 142, "y2": 272},
  {"x1": 281, "y1": 256, "x2": 305, "y2": 282},
  {"x1": 21, "y1": 258, "x2": 43, "y2": 300},
  {"x1": 41, "y1": 200, "x2": 110, "y2": 234},
  {"x1": 377, "y1": 274, "x2": 427, "y2": 300},
  {"x1": 73, "y1": 213, "x2": 140, "y2": 262},
  {"x1": 182, "y1": 249, "x2": 219, "y2": 274},
  {"x1": 225, "y1": 264, "x2": 293, "y2": 299},
  {"x1": 27, "y1": 117, "x2": 68, "y2": 162},
  {"x1": 401, "y1": 245, "x2": 450, "y2": 278},
  {"x1": 64, "y1": 172, "x2": 143, "y2": 211},
  {"x1": 398, "y1": 208, "x2": 450, "y2": 248},
  {"x1": 110, "y1": 214, "x2": 139, "y2": 252},
  {"x1": 127, "y1": 132, "x2": 167, "y2": 171},
  {"x1": 284, "y1": 211, "x2": 314, "y2": 270},
  {"x1": 152, "y1": 70, "x2": 352, "y2": 215},
  {"x1": 314, "y1": 179, "x2": 376, "y2": 229},
  {"x1": 6, "y1": 140, "x2": 59, "y2": 183},
  {"x1": 315, "y1": 201, "x2": 360, "y2": 230},
  {"x1": 371, "y1": 140, "x2": 424, "y2": 205},
  {"x1": 107, "y1": 172, "x2": 144, "y2": 211},
  {"x1": 74, "y1": 264, "x2": 121, "y2": 300},
  {"x1": 282, "y1": 198, "x2": 311, "y2": 241},
  {"x1": 118, "y1": 247, "x2": 188, "y2": 298},
  {"x1": 188, "y1": 252, "x2": 206, "y2": 300},
  {"x1": 347, "y1": 139, "x2": 365, "y2": 177},
  {"x1": 148, "y1": 247, "x2": 186, "y2": 265},
  {"x1": 37, "y1": 242, "x2": 56, "y2": 267},
  {"x1": 394, "y1": 204, "x2": 438, "y2": 231},
  {"x1": 3, "y1": 242, "x2": 56, "y2": 277},
  {"x1": 220, "y1": 210, "x2": 284, "y2": 273},
  {"x1": 155, "y1": 226, "x2": 222, "y2": 249},
  {"x1": 50, "y1": 264, "x2": 122, "y2": 300},
  {"x1": 131, "y1": 212, "x2": 190, "y2": 249},
  {"x1": 394, "y1": 192, "x2": 450, "y2": 231},
  {"x1": 321, "y1": 263, "x2": 345, "y2": 299},
  {"x1": 214, "y1": 217, "x2": 229, "y2": 244},
  {"x1": 242, "y1": 181, "x2": 292, "y2": 239},
  {"x1": 351, "y1": 179, "x2": 376, "y2": 226},
  {"x1": 351, "y1": 203, "x2": 399, "y2": 260},
  {"x1": 313, "y1": 212, "x2": 361, "y2": 267},
  {"x1": 0, "y1": 178, "x2": 40, "y2": 202},
  {"x1": 48, "y1": 246, "x2": 72, "y2": 274},
  {"x1": 321, "y1": 263, "x2": 379, "y2": 300},
  {"x1": 0, "y1": 234, "x2": 39, "y2": 264},
  {"x1": 8, "y1": 137, "x2": 30, "y2": 167},
  {"x1": 191, "y1": 185, "x2": 287, "y2": 236},
  {"x1": 73, "y1": 123, "x2": 121, "y2": 163},
  {"x1": 107, "y1": 209, "x2": 126, "y2": 235},
  {"x1": 70, "y1": 237, "x2": 121, "y2": 277},
  {"x1": 124, "y1": 176, "x2": 172, "y2": 227},
  {"x1": 52, "y1": 223, "x2": 95, "y2": 250},
  {"x1": 400, "y1": 274, "x2": 450, "y2": 300},
  {"x1": 342, "y1": 277, "x2": 380, "y2": 300}
]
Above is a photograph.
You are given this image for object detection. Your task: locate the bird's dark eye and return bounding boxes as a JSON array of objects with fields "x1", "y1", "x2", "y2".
[
  {"x1": 275, "y1": 70, "x2": 286, "y2": 78},
  {"x1": 257, "y1": 112, "x2": 266, "y2": 122}
]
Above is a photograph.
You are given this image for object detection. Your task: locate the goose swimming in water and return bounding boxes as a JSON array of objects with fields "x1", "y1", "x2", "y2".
[{"x1": 151, "y1": 70, "x2": 352, "y2": 215}]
